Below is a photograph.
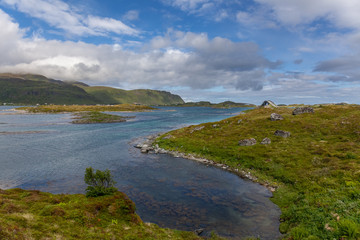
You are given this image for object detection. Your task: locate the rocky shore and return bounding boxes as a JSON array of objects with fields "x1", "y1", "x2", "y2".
[{"x1": 134, "y1": 134, "x2": 277, "y2": 193}]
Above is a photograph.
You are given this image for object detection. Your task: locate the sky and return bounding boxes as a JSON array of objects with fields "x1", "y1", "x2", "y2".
[{"x1": 1, "y1": 0, "x2": 360, "y2": 104}]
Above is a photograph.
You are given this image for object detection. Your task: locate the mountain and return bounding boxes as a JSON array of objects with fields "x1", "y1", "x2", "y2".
[{"x1": 0, "y1": 73, "x2": 184, "y2": 105}]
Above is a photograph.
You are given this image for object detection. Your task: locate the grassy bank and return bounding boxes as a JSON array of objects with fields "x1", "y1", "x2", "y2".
[
  {"x1": 156, "y1": 105, "x2": 360, "y2": 239},
  {"x1": 0, "y1": 188, "x2": 214, "y2": 240},
  {"x1": 17, "y1": 104, "x2": 155, "y2": 113},
  {"x1": 71, "y1": 111, "x2": 134, "y2": 124}
]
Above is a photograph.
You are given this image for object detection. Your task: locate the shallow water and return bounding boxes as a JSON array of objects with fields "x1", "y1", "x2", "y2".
[{"x1": 0, "y1": 106, "x2": 281, "y2": 239}]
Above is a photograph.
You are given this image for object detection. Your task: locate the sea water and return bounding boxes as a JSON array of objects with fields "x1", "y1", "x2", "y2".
[{"x1": 0, "y1": 106, "x2": 281, "y2": 239}]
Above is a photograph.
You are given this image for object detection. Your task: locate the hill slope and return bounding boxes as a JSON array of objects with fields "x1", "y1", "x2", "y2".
[
  {"x1": 79, "y1": 85, "x2": 184, "y2": 105},
  {"x1": 157, "y1": 105, "x2": 360, "y2": 239},
  {"x1": 0, "y1": 73, "x2": 185, "y2": 105},
  {"x1": 0, "y1": 74, "x2": 99, "y2": 105}
]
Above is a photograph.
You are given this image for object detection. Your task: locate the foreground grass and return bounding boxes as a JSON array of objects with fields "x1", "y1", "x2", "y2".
[
  {"x1": 18, "y1": 104, "x2": 155, "y2": 113},
  {"x1": 0, "y1": 188, "x2": 211, "y2": 240},
  {"x1": 157, "y1": 105, "x2": 360, "y2": 240}
]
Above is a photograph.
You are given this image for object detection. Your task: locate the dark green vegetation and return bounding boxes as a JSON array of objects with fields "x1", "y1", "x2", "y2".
[
  {"x1": 171, "y1": 101, "x2": 255, "y2": 108},
  {"x1": 18, "y1": 104, "x2": 154, "y2": 113},
  {"x1": 157, "y1": 105, "x2": 360, "y2": 239},
  {"x1": 72, "y1": 111, "x2": 133, "y2": 124},
  {"x1": 78, "y1": 85, "x2": 184, "y2": 106},
  {"x1": 0, "y1": 73, "x2": 184, "y2": 105},
  {"x1": 84, "y1": 168, "x2": 117, "y2": 197},
  {"x1": 0, "y1": 188, "x2": 208, "y2": 240}
]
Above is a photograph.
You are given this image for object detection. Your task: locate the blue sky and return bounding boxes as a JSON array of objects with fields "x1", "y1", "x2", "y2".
[{"x1": 1, "y1": 0, "x2": 360, "y2": 104}]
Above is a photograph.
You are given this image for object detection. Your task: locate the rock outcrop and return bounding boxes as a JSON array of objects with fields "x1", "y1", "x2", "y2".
[
  {"x1": 261, "y1": 137, "x2": 271, "y2": 144},
  {"x1": 238, "y1": 138, "x2": 257, "y2": 146},
  {"x1": 292, "y1": 107, "x2": 314, "y2": 115},
  {"x1": 274, "y1": 130, "x2": 291, "y2": 138},
  {"x1": 270, "y1": 113, "x2": 284, "y2": 121}
]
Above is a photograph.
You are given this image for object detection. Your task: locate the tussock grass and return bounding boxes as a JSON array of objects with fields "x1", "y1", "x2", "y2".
[
  {"x1": 0, "y1": 188, "x2": 208, "y2": 240},
  {"x1": 157, "y1": 105, "x2": 360, "y2": 239}
]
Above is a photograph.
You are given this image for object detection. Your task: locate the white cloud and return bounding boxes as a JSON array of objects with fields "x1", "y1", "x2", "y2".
[
  {"x1": 255, "y1": 0, "x2": 360, "y2": 29},
  {"x1": 0, "y1": 0, "x2": 138, "y2": 36},
  {"x1": 123, "y1": 10, "x2": 139, "y2": 21}
]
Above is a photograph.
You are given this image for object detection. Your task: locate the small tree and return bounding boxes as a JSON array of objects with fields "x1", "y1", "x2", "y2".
[{"x1": 84, "y1": 167, "x2": 117, "y2": 197}]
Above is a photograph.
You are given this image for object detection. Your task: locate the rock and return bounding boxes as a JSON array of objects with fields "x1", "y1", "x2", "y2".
[
  {"x1": 194, "y1": 228, "x2": 204, "y2": 236},
  {"x1": 212, "y1": 124, "x2": 220, "y2": 128},
  {"x1": 162, "y1": 134, "x2": 173, "y2": 139},
  {"x1": 238, "y1": 138, "x2": 257, "y2": 146},
  {"x1": 270, "y1": 113, "x2": 283, "y2": 121},
  {"x1": 274, "y1": 130, "x2": 291, "y2": 138},
  {"x1": 261, "y1": 137, "x2": 271, "y2": 144},
  {"x1": 237, "y1": 119, "x2": 242, "y2": 124},
  {"x1": 292, "y1": 107, "x2": 314, "y2": 115},
  {"x1": 190, "y1": 126, "x2": 204, "y2": 133}
]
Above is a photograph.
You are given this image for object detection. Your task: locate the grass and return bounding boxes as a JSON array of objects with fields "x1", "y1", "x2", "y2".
[
  {"x1": 0, "y1": 188, "x2": 214, "y2": 240},
  {"x1": 17, "y1": 104, "x2": 155, "y2": 113},
  {"x1": 156, "y1": 105, "x2": 360, "y2": 240},
  {"x1": 71, "y1": 111, "x2": 134, "y2": 124}
]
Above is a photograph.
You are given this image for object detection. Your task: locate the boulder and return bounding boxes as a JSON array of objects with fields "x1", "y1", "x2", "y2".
[
  {"x1": 292, "y1": 107, "x2": 314, "y2": 115},
  {"x1": 190, "y1": 126, "x2": 205, "y2": 133},
  {"x1": 274, "y1": 130, "x2": 291, "y2": 138},
  {"x1": 238, "y1": 138, "x2": 257, "y2": 146},
  {"x1": 270, "y1": 113, "x2": 284, "y2": 121},
  {"x1": 261, "y1": 137, "x2": 271, "y2": 144}
]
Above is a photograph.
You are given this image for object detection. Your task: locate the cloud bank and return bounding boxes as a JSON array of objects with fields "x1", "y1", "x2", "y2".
[{"x1": 0, "y1": 9, "x2": 274, "y2": 92}]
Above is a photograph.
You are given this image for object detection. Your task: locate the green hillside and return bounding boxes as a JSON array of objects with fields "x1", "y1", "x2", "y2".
[
  {"x1": 0, "y1": 74, "x2": 99, "y2": 105},
  {"x1": 79, "y1": 85, "x2": 185, "y2": 105},
  {"x1": 0, "y1": 73, "x2": 185, "y2": 105},
  {"x1": 157, "y1": 105, "x2": 360, "y2": 239}
]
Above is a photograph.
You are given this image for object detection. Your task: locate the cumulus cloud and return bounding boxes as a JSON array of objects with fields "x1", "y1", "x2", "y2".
[
  {"x1": 0, "y1": 0, "x2": 138, "y2": 36},
  {"x1": 0, "y1": 9, "x2": 276, "y2": 92}
]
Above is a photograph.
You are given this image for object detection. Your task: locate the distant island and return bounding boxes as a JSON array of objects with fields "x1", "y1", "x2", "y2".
[
  {"x1": 0, "y1": 73, "x2": 184, "y2": 106},
  {"x1": 170, "y1": 101, "x2": 255, "y2": 108}
]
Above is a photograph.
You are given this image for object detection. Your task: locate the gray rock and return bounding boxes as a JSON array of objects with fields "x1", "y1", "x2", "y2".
[
  {"x1": 194, "y1": 228, "x2": 204, "y2": 236},
  {"x1": 212, "y1": 124, "x2": 220, "y2": 128},
  {"x1": 261, "y1": 137, "x2": 271, "y2": 144},
  {"x1": 162, "y1": 134, "x2": 173, "y2": 139},
  {"x1": 237, "y1": 119, "x2": 242, "y2": 124},
  {"x1": 190, "y1": 126, "x2": 205, "y2": 133},
  {"x1": 238, "y1": 138, "x2": 257, "y2": 146},
  {"x1": 274, "y1": 130, "x2": 291, "y2": 138},
  {"x1": 270, "y1": 113, "x2": 284, "y2": 121},
  {"x1": 292, "y1": 107, "x2": 314, "y2": 115}
]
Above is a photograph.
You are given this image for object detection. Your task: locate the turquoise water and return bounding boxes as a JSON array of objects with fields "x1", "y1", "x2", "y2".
[{"x1": 0, "y1": 106, "x2": 281, "y2": 239}]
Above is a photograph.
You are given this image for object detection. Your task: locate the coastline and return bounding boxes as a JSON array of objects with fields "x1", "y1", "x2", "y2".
[{"x1": 135, "y1": 134, "x2": 277, "y2": 193}]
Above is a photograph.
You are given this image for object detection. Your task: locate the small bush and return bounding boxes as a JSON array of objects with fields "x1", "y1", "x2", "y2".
[{"x1": 84, "y1": 167, "x2": 117, "y2": 197}]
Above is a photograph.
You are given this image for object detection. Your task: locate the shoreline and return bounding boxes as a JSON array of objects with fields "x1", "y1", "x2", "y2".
[{"x1": 135, "y1": 134, "x2": 277, "y2": 193}]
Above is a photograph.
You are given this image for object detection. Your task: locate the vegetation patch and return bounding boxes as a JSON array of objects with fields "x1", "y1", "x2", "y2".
[
  {"x1": 0, "y1": 188, "x2": 212, "y2": 240},
  {"x1": 18, "y1": 104, "x2": 155, "y2": 113},
  {"x1": 156, "y1": 105, "x2": 360, "y2": 239},
  {"x1": 71, "y1": 111, "x2": 134, "y2": 124}
]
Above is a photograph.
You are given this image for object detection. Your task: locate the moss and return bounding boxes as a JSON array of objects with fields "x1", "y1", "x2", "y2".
[{"x1": 157, "y1": 105, "x2": 360, "y2": 239}]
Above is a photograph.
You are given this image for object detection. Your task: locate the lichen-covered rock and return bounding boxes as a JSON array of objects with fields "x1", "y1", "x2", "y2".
[
  {"x1": 190, "y1": 126, "x2": 205, "y2": 133},
  {"x1": 270, "y1": 113, "x2": 284, "y2": 121},
  {"x1": 274, "y1": 130, "x2": 291, "y2": 138},
  {"x1": 238, "y1": 138, "x2": 257, "y2": 146},
  {"x1": 292, "y1": 107, "x2": 314, "y2": 115},
  {"x1": 261, "y1": 137, "x2": 271, "y2": 144}
]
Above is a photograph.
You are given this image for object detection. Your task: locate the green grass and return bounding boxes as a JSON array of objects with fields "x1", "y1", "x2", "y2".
[
  {"x1": 156, "y1": 105, "x2": 360, "y2": 239},
  {"x1": 71, "y1": 111, "x2": 134, "y2": 124},
  {"x1": 0, "y1": 188, "x2": 212, "y2": 240},
  {"x1": 18, "y1": 104, "x2": 155, "y2": 113}
]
